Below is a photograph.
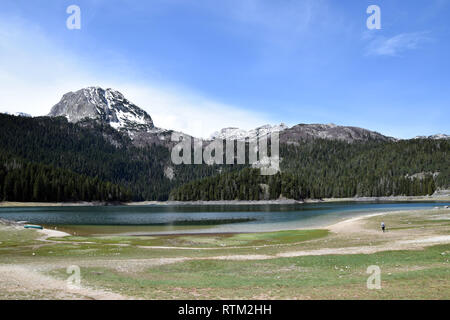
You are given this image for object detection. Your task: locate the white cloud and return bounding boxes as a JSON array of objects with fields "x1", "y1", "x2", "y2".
[
  {"x1": 224, "y1": 0, "x2": 316, "y2": 32},
  {"x1": 178, "y1": 0, "x2": 330, "y2": 49},
  {"x1": 365, "y1": 32, "x2": 432, "y2": 56},
  {"x1": 113, "y1": 83, "x2": 273, "y2": 138},
  {"x1": 0, "y1": 16, "x2": 97, "y2": 115},
  {"x1": 0, "y1": 15, "x2": 272, "y2": 138}
]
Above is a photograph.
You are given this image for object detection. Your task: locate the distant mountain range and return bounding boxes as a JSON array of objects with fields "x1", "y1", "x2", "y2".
[
  {"x1": 1, "y1": 86, "x2": 447, "y2": 202},
  {"x1": 43, "y1": 87, "x2": 446, "y2": 144},
  {"x1": 414, "y1": 134, "x2": 450, "y2": 140},
  {"x1": 210, "y1": 124, "x2": 289, "y2": 141},
  {"x1": 4, "y1": 111, "x2": 32, "y2": 118},
  {"x1": 49, "y1": 87, "x2": 155, "y2": 132}
]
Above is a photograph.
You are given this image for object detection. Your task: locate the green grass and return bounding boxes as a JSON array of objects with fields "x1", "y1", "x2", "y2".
[
  {"x1": 48, "y1": 229, "x2": 329, "y2": 248},
  {"x1": 49, "y1": 244, "x2": 450, "y2": 299},
  {"x1": 51, "y1": 224, "x2": 215, "y2": 236},
  {"x1": 0, "y1": 226, "x2": 40, "y2": 247},
  {"x1": 2, "y1": 208, "x2": 450, "y2": 299}
]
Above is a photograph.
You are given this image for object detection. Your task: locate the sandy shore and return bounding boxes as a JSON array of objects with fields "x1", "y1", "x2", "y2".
[
  {"x1": 130, "y1": 195, "x2": 450, "y2": 205},
  {"x1": 1, "y1": 207, "x2": 449, "y2": 300},
  {"x1": 0, "y1": 201, "x2": 109, "y2": 207},
  {"x1": 0, "y1": 218, "x2": 71, "y2": 240},
  {"x1": 37, "y1": 228, "x2": 70, "y2": 240},
  {"x1": 320, "y1": 195, "x2": 450, "y2": 203},
  {"x1": 127, "y1": 199, "x2": 304, "y2": 206},
  {"x1": 1, "y1": 194, "x2": 448, "y2": 208}
]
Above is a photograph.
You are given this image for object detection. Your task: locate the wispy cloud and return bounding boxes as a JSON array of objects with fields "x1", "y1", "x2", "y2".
[
  {"x1": 224, "y1": 0, "x2": 316, "y2": 31},
  {"x1": 365, "y1": 32, "x2": 432, "y2": 56},
  {"x1": 117, "y1": 83, "x2": 273, "y2": 138},
  {"x1": 0, "y1": 14, "x2": 272, "y2": 138},
  {"x1": 183, "y1": 0, "x2": 331, "y2": 48}
]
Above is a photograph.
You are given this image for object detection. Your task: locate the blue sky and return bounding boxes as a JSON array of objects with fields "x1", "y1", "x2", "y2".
[{"x1": 0, "y1": 0, "x2": 449, "y2": 138}]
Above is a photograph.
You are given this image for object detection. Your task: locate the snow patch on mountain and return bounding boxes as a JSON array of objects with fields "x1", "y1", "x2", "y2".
[
  {"x1": 280, "y1": 123, "x2": 395, "y2": 143},
  {"x1": 210, "y1": 123, "x2": 288, "y2": 141},
  {"x1": 14, "y1": 112, "x2": 32, "y2": 118},
  {"x1": 49, "y1": 87, "x2": 158, "y2": 136},
  {"x1": 2, "y1": 112, "x2": 32, "y2": 118},
  {"x1": 414, "y1": 134, "x2": 450, "y2": 140}
]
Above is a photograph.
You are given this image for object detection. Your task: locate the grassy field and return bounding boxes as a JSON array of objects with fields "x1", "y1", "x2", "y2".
[
  {"x1": 0, "y1": 207, "x2": 449, "y2": 299},
  {"x1": 47, "y1": 244, "x2": 449, "y2": 299}
]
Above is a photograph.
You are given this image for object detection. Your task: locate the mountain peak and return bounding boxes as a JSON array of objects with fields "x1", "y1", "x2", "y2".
[
  {"x1": 413, "y1": 133, "x2": 450, "y2": 140},
  {"x1": 2, "y1": 111, "x2": 32, "y2": 118},
  {"x1": 48, "y1": 87, "x2": 155, "y2": 134},
  {"x1": 280, "y1": 123, "x2": 395, "y2": 143},
  {"x1": 209, "y1": 123, "x2": 288, "y2": 141}
]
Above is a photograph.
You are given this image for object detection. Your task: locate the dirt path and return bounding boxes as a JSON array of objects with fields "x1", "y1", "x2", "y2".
[
  {"x1": 57, "y1": 234, "x2": 449, "y2": 270},
  {"x1": 326, "y1": 212, "x2": 389, "y2": 233},
  {"x1": 127, "y1": 210, "x2": 450, "y2": 262},
  {"x1": 37, "y1": 228, "x2": 71, "y2": 241},
  {"x1": 2, "y1": 208, "x2": 449, "y2": 299},
  {"x1": 0, "y1": 264, "x2": 128, "y2": 300},
  {"x1": 191, "y1": 235, "x2": 450, "y2": 260}
]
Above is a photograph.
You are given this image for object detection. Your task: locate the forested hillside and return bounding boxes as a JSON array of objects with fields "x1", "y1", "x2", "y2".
[
  {"x1": 0, "y1": 114, "x2": 227, "y2": 201},
  {"x1": 170, "y1": 139, "x2": 449, "y2": 201},
  {"x1": 0, "y1": 154, "x2": 131, "y2": 202},
  {"x1": 1, "y1": 114, "x2": 448, "y2": 202}
]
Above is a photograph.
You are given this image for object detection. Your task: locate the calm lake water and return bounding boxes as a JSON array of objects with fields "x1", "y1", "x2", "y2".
[{"x1": 0, "y1": 201, "x2": 448, "y2": 236}]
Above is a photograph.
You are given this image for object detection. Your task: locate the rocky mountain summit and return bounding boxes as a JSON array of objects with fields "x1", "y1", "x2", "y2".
[
  {"x1": 210, "y1": 124, "x2": 288, "y2": 141},
  {"x1": 414, "y1": 134, "x2": 450, "y2": 140},
  {"x1": 210, "y1": 123, "x2": 395, "y2": 143},
  {"x1": 3, "y1": 112, "x2": 32, "y2": 118},
  {"x1": 280, "y1": 123, "x2": 396, "y2": 144},
  {"x1": 47, "y1": 87, "x2": 447, "y2": 145},
  {"x1": 48, "y1": 87, "x2": 158, "y2": 136}
]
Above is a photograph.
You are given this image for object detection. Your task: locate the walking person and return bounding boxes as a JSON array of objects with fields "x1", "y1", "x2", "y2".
[{"x1": 381, "y1": 222, "x2": 386, "y2": 233}]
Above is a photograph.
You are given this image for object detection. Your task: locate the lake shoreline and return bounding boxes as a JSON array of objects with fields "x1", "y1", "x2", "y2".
[
  {"x1": 1, "y1": 207, "x2": 450, "y2": 299},
  {"x1": 1, "y1": 194, "x2": 449, "y2": 207}
]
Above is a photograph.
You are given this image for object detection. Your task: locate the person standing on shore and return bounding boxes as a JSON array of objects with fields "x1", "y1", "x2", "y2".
[{"x1": 381, "y1": 222, "x2": 386, "y2": 233}]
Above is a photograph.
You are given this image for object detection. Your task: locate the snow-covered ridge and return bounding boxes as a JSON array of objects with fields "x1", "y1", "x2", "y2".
[
  {"x1": 3, "y1": 112, "x2": 32, "y2": 118},
  {"x1": 413, "y1": 134, "x2": 450, "y2": 140},
  {"x1": 210, "y1": 123, "x2": 288, "y2": 141},
  {"x1": 14, "y1": 112, "x2": 32, "y2": 117},
  {"x1": 49, "y1": 87, "x2": 156, "y2": 135},
  {"x1": 47, "y1": 87, "x2": 447, "y2": 144}
]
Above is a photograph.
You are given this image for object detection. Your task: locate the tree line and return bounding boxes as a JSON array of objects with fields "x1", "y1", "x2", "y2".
[
  {"x1": 0, "y1": 156, "x2": 131, "y2": 202},
  {"x1": 0, "y1": 114, "x2": 227, "y2": 201},
  {"x1": 170, "y1": 139, "x2": 448, "y2": 201},
  {"x1": 0, "y1": 114, "x2": 447, "y2": 202}
]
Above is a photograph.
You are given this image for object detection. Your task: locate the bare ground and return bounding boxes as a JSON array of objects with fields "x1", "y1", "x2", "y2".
[
  {"x1": 1, "y1": 208, "x2": 449, "y2": 299},
  {"x1": 0, "y1": 264, "x2": 128, "y2": 300}
]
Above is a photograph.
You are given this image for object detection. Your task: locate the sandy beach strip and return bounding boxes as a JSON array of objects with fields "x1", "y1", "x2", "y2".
[{"x1": 1, "y1": 194, "x2": 449, "y2": 207}]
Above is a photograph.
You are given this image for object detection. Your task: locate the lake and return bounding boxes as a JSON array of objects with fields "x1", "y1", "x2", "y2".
[{"x1": 1, "y1": 201, "x2": 448, "y2": 236}]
